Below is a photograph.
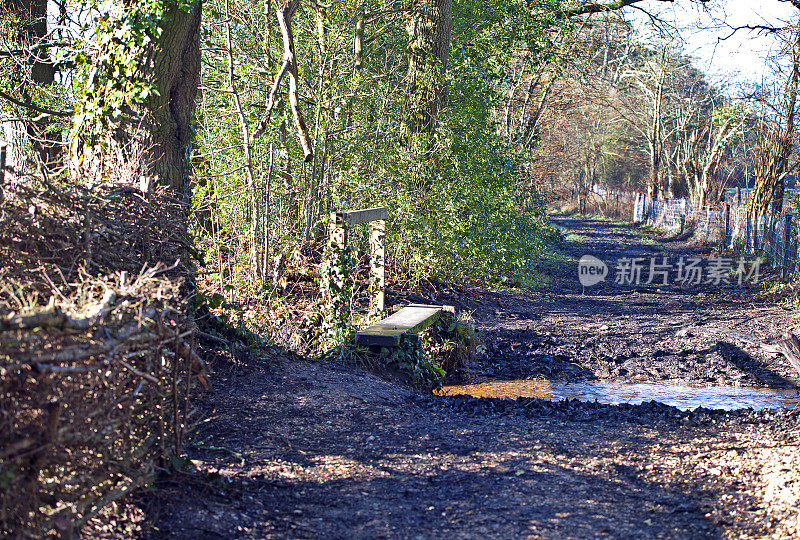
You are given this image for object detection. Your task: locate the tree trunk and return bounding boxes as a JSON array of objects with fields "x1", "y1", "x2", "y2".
[
  {"x1": 647, "y1": 139, "x2": 660, "y2": 200},
  {"x1": 2, "y1": 0, "x2": 53, "y2": 85},
  {"x1": 751, "y1": 22, "x2": 800, "y2": 216},
  {"x1": 1, "y1": 121, "x2": 25, "y2": 184},
  {"x1": 1, "y1": 0, "x2": 55, "y2": 178},
  {"x1": 647, "y1": 61, "x2": 665, "y2": 200},
  {"x1": 354, "y1": 10, "x2": 365, "y2": 70},
  {"x1": 69, "y1": 1, "x2": 202, "y2": 197},
  {"x1": 403, "y1": 0, "x2": 452, "y2": 137},
  {"x1": 277, "y1": 0, "x2": 314, "y2": 162}
]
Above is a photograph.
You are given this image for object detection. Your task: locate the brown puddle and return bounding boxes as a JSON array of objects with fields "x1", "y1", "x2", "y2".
[
  {"x1": 436, "y1": 379, "x2": 800, "y2": 411},
  {"x1": 436, "y1": 379, "x2": 556, "y2": 400}
]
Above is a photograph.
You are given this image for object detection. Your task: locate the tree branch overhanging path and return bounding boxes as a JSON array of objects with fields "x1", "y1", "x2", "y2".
[
  {"x1": 560, "y1": 0, "x2": 708, "y2": 18},
  {"x1": 251, "y1": 0, "x2": 314, "y2": 162}
]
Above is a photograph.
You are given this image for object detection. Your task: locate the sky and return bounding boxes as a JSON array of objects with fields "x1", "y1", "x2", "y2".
[{"x1": 630, "y1": 0, "x2": 799, "y2": 89}]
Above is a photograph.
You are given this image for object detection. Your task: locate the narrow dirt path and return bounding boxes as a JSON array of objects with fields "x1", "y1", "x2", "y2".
[
  {"x1": 129, "y1": 217, "x2": 800, "y2": 539},
  {"x1": 468, "y1": 216, "x2": 800, "y2": 388}
]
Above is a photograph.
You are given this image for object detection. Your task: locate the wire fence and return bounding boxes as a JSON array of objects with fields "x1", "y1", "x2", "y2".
[
  {"x1": 582, "y1": 185, "x2": 639, "y2": 220},
  {"x1": 633, "y1": 192, "x2": 799, "y2": 280}
]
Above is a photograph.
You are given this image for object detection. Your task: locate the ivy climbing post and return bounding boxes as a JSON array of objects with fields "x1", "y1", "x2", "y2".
[
  {"x1": 369, "y1": 219, "x2": 385, "y2": 313},
  {"x1": 320, "y1": 212, "x2": 351, "y2": 337},
  {"x1": 320, "y1": 207, "x2": 388, "y2": 338},
  {"x1": 783, "y1": 212, "x2": 794, "y2": 279}
]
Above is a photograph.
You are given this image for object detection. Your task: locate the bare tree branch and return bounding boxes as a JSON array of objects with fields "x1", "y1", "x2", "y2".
[
  {"x1": 0, "y1": 89, "x2": 71, "y2": 117},
  {"x1": 252, "y1": 59, "x2": 290, "y2": 139},
  {"x1": 277, "y1": 0, "x2": 314, "y2": 162},
  {"x1": 560, "y1": 0, "x2": 683, "y2": 18}
]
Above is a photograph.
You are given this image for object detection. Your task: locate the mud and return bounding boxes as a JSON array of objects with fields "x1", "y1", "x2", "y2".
[{"x1": 87, "y1": 217, "x2": 800, "y2": 539}]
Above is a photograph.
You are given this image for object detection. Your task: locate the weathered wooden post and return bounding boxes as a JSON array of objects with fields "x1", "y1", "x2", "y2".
[
  {"x1": 759, "y1": 212, "x2": 764, "y2": 252},
  {"x1": 755, "y1": 213, "x2": 761, "y2": 252},
  {"x1": 369, "y1": 218, "x2": 385, "y2": 313},
  {"x1": 324, "y1": 211, "x2": 349, "y2": 326},
  {"x1": 639, "y1": 192, "x2": 647, "y2": 224},
  {"x1": 641, "y1": 193, "x2": 646, "y2": 222},
  {"x1": 639, "y1": 193, "x2": 646, "y2": 223},
  {"x1": 767, "y1": 207, "x2": 773, "y2": 252},
  {"x1": 329, "y1": 212, "x2": 348, "y2": 258},
  {"x1": 771, "y1": 206, "x2": 778, "y2": 253},
  {"x1": 783, "y1": 213, "x2": 794, "y2": 279}
]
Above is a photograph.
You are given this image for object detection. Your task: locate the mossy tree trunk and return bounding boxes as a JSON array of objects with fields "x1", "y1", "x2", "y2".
[
  {"x1": 70, "y1": 1, "x2": 202, "y2": 198},
  {"x1": 404, "y1": 0, "x2": 452, "y2": 138},
  {"x1": 1, "y1": 0, "x2": 55, "y2": 177}
]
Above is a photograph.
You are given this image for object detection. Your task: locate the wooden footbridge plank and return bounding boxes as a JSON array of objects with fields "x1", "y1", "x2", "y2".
[
  {"x1": 355, "y1": 304, "x2": 450, "y2": 347},
  {"x1": 336, "y1": 207, "x2": 388, "y2": 226}
]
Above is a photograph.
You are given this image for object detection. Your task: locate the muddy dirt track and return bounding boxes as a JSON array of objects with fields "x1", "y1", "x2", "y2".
[
  {"x1": 468, "y1": 216, "x2": 800, "y2": 388},
  {"x1": 111, "y1": 217, "x2": 800, "y2": 539}
]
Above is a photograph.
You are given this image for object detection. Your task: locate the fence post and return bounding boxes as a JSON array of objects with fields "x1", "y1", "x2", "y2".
[
  {"x1": 784, "y1": 213, "x2": 794, "y2": 279},
  {"x1": 745, "y1": 212, "x2": 751, "y2": 254},
  {"x1": 639, "y1": 193, "x2": 643, "y2": 222},
  {"x1": 774, "y1": 208, "x2": 780, "y2": 258},
  {"x1": 770, "y1": 207, "x2": 776, "y2": 253},
  {"x1": 640, "y1": 193, "x2": 645, "y2": 222},
  {"x1": 753, "y1": 212, "x2": 764, "y2": 253},
  {"x1": 724, "y1": 203, "x2": 730, "y2": 249},
  {"x1": 0, "y1": 140, "x2": 6, "y2": 204},
  {"x1": 637, "y1": 193, "x2": 642, "y2": 222},
  {"x1": 324, "y1": 212, "x2": 349, "y2": 326}
]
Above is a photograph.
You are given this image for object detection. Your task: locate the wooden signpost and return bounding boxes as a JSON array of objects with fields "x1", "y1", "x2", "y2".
[
  {"x1": 329, "y1": 206, "x2": 387, "y2": 313},
  {"x1": 326, "y1": 206, "x2": 450, "y2": 348}
]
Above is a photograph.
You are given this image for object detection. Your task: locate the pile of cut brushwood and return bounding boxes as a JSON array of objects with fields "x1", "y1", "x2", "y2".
[{"x1": 0, "y1": 178, "x2": 205, "y2": 536}]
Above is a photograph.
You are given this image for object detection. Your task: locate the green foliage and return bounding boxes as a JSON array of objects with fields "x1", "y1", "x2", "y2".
[
  {"x1": 390, "y1": 338, "x2": 447, "y2": 388},
  {"x1": 318, "y1": 235, "x2": 355, "y2": 342},
  {"x1": 712, "y1": 103, "x2": 747, "y2": 127},
  {"x1": 389, "y1": 29, "x2": 562, "y2": 281},
  {"x1": 187, "y1": 0, "x2": 569, "y2": 352},
  {"x1": 72, "y1": 0, "x2": 198, "y2": 136},
  {"x1": 420, "y1": 311, "x2": 483, "y2": 379},
  {"x1": 317, "y1": 336, "x2": 446, "y2": 389},
  {"x1": 193, "y1": 287, "x2": 269, "y2": 350},
  {"x1": 193, "y1": 0, "x2": 561, "y2": 291}
]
